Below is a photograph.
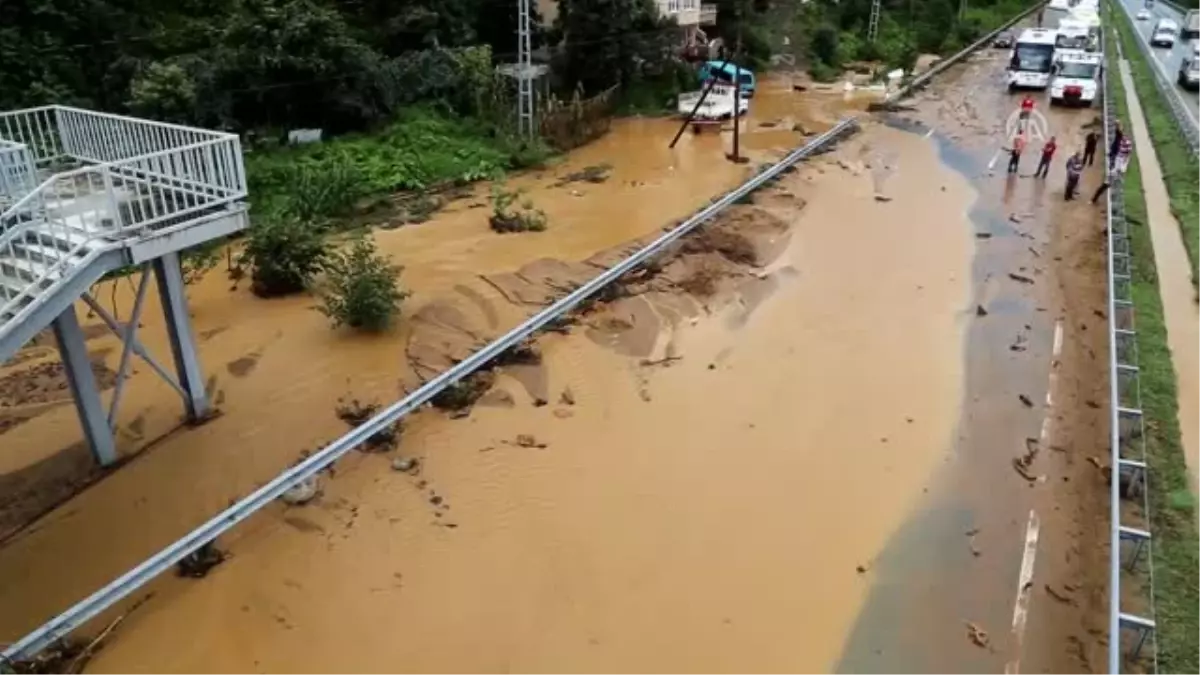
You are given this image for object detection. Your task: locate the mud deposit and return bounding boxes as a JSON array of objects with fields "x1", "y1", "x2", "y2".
[
  {"x1": 56, "y1": 126, "x2": 977, "y2": 674},
  {"x1": 0, "y1": 88, "x2": 991, "y2": 672}
]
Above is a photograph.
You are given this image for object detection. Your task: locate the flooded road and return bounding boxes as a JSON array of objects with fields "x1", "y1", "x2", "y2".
[
  {"x1": 0, "y1": 55, "x2": 1111, "y2": 673},
  {"x1": 838, "y1": 38, "x2": 1112, "y2": 673}
]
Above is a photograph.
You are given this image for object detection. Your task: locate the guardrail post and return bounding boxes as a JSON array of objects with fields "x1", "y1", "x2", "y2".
[
  {"x1": 152, "y1": 251, "x2": 211, "y2": 422},
  {"x1": 51, "y1": 305, "x2": 118, "y2": 466}
]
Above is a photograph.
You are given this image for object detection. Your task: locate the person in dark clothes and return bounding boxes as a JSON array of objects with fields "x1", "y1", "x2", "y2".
[
  {"x1": 1035, "y1": 136, "x2": 1058, "y2": 178},
  {"x1": 1093, "y1": 136, "x2": 1134, "y2": 204},
  {"x1": 1007, "y1": 133, "x2": 1026, "y2": 174},
  {"x1": 1064, "y1": 152, "x2": 1084, "y2": 200},
  {"x1": 1109, "y1": 123, "x2": 1124, "y2": 169},
  {"x1": 1083, "y1": 130, "x2": 1099, "y2": 166}
]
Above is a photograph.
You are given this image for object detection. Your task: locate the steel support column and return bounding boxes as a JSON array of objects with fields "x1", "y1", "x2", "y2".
[
  {"x1": 152, "y1": 251, "x2": 209, "y2": 421},
  {"x1": 52, "y1": 306, "x2": 118, "y2": 466}
]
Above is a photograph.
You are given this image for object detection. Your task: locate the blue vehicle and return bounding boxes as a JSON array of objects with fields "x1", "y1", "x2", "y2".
[{"x1": 698, "y1": 61, "x2": 756, "y2": 97}]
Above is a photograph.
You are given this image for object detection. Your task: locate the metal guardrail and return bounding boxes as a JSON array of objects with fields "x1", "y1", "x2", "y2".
[
  {"x1": 886, "y1": 1, "x2": 1048, "y2": 103},
  {"x1": 1104, "y1": 23, "x2": 1160, "y2": 675},
  {"x1": 1111, "y1": 0, "x2": 1200, "y2": 154},
  {"x1": 0, "y1": 118, "x2": 861, "y2": 664}
]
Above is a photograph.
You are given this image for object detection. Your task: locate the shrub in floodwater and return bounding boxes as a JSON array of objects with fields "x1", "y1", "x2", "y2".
[
  {"x1": 318, "y1": 237, "x2": 409, "y2": 332},
  {"x1": 240, "y1": 218, "x2": 330, "y2": 297},
  {"x1": 489, "y1": 185, "x2": 547, "y2": 233}
]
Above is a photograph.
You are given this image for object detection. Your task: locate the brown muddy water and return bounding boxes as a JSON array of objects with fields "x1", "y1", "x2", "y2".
[
  {"x1": 1117, "y1": 62, "x2": 1200, "y2": 493},
  {"x1": 0, "y1": 77, "x2": 984, "y2": 672}
]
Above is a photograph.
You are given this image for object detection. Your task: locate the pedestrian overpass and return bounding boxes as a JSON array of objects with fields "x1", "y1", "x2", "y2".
[{"x1": 0, "y1": 105, "x2": 250, "y2": 465}]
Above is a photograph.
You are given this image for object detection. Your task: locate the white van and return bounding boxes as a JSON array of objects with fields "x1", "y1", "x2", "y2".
[
  {"x1": 1051, "y1": 50, "x2": 1103, "y2": 104},
  {"x1": 1150, "y1": 18, "x2": 1179, "y2": 47}
]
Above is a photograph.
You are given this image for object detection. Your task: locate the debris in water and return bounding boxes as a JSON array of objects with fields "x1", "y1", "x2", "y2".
[
  {"x1": 1018, "y1": 394, "x2": 1034, "y2": 408},
  {"x1": 280, "y1": 476, "x2": 320, "y2": 505},
  {"x1": 874, "y1": 194, "x2": 893, "y2": 203},
  {"x1": 429, "y1": 495, "x2": 444, "y2": 506},
  {"x1": 560, "y1": 388, "x2": 576, "y2": 406},
  {"x1": 430, "y1": 371, "x2": 496, "y2": 413},
  {"x1": 965, "y1": 527, "x2": 981, "y2": 537},
  {"x1": 1008, "y1": 273, "x2": 1036, "y2": 284},
  {"x1": 553, "y1": 408, "x2": 574, "y2": 419},
  {"x1": 975, "y1": 304, "x2": 989, "y2": 317},
  {"x1": 1009, "y1": 214, "x2": 1021, "y2": 223},
  {"x1": 639, "y1": 355, "x2": 683, "y2": 367},
  {"x1": 975, "y1": 232, "x2": 993, "y2": 239},
  {"x1": 856, "y1": 563, "x2": 871, "y2": 574},
  {"x1": 533, "y1": 397, "x2": 549, "y2": 407},
  {"x1": 1012, "y1": 458, "x2": 1038, "y2": 482},
  {"x1": 1045, "y1": 584, "x2": 1076, "y2": 604},
  {"x1": 966, "y1": 622, "x2": 990, "y2": 648},
  {"x1": 1085, "y1": 400, "x2": 1100, "y2": 409},
  {"x1": 177, "y1": 541, "x2": 226, "y2": 578},
  {"x1": 515, "y1": 434, "x2": 547, "y2": 449},
  {"x1": 335, "y1": 398, "x2": 401, "y2": 451},
  {"x1": 552, "y1": 163, "x2": 612, "y2": 188},
  {"x1": 391, "y1": 457, "x2": 419, "y2": 473}
]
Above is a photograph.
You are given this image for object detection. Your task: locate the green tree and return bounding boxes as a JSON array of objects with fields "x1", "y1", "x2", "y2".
[{"x1": 557, "y1": 0, "x2": 681, "y2": 94}]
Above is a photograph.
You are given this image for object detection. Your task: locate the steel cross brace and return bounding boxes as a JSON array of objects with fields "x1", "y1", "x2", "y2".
[{"x1": 80, "y1": 269, "x2": 188, "y2": 429}]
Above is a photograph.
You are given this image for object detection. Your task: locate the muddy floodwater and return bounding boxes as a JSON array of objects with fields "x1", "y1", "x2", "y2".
[{"x1": 0, "y1": 56, "x2": 1113, "y2": 673}]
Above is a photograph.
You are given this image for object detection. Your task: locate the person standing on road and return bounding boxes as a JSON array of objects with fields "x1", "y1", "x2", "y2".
[
  {"x1": 1007, "y1": 132, "x2": 1027, "y2": 174},
  {"x1": 1064, "y1": 152, "x2": 1084, "y2": 200},
  {"x1": 1109, "y1": 123, "x2": 1125, "y2": 169},
  {"x1": 1019, "y1": 95, "x2": 1036, "y2": 132},
  {"x1": 1035, "y1": 136, "x2": 1058, "y2": 178},
  {"x1": 1083, "y1": 129, "x2": 1099, "y2": 166},
  {"x1": 1092, "y1": 136, "x2": 1134, "y2": 204}
]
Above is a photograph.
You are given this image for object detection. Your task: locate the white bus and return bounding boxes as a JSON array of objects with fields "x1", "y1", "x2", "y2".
[
  {"x1": 1050, "y1": 50, "x2": 1103, "y2": 105},
  {"x1": 1008, "y1": 28, "x2": 1059, "y2": 90}
]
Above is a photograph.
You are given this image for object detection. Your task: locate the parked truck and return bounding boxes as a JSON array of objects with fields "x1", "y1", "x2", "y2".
[{"x1": 1183, "y1": 9, "x2": 1200, "y2": 40}]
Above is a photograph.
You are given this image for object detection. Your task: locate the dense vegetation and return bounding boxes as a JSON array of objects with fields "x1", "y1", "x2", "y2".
[{"x1": 4, "y1": 0, "x2": 1035, "y2": 132}]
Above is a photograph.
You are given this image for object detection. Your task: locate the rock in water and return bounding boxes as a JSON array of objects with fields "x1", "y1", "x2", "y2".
[{"x1": 280, "y1": 476, "x2": 320, "y2": 505}]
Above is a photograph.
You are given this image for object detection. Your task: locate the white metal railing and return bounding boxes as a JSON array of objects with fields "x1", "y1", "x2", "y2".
[
  {"x1": 0, "y1": 106, "x2": 248, "y2": 322},
  {"x1": 1103, "y1": 23, "x2": 1158, "y2": 674},
  {"x1": 0, "y1": 107, "x2": 67, "y2": 166},
  {"x1": 0, "y1": 140, "x2": 37, "y2": 204}
]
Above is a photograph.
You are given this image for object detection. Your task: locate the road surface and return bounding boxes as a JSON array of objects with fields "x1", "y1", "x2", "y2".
[{"x1": 1113, "y1": 0, "x2": 1200, "y2": 127}]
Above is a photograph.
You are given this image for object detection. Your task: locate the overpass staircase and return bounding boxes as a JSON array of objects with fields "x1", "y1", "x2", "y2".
[{"x1": 0, "y1": 105, "x2": 250, "y2": 464}]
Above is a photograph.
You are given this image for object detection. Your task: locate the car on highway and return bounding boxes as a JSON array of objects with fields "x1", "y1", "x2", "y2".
[
  {"x1": 1179, "y1": 42, "x2": 1200, "y2": 89},
  {"x1": 1150, "y1": 18, "x2": 1179, "y2": 47},
  {"x1": 1136, "y1": 8, "x2": 1152, "y2": 20},
  {"x1": 993, "y1": 31, "x2": 1015, "y2": 48},
  {"x1": 1184, "y1": 9, "x2": 1200, "y2": 40}
]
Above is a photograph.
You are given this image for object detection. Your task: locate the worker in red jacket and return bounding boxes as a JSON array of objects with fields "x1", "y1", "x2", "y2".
[
  {"x1": 1034, "y1": 136, "x2": 1057, "y2": 178},
  {"x1": 1019, "y1": 95, "x2": 1036, "y2": 132}
]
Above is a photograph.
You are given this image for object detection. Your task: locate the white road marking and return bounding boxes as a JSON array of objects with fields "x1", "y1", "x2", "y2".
[
  {"x1": 988, "y1": 149, "x2": 1003, "y2": 171},
  {"x1": 1038, "y1": 416, "x2": 1052, "y2": 445},
  {"x1": 1046, "y1": 372, "x2": 1057, "y2": 407},
  {"x1": 924, "y1": 127, "x2": 935, "y2": 138},
  {"x1": 1005, "y1": 509, "x2": 1042, "y2": 675},
  {"x1": 1052, "y1": 320, "x2": 1064, "y2": 359}
]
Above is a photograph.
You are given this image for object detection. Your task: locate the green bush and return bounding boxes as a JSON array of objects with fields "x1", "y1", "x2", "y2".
[
  {"x1": 318, "y1": 237, "x2": 408, "y2": 331},
  {"x1": 488, "y1": 185, "x2": 547, "y2": 233},
  {"x1": 240, "y1": 219, "x2": 330, "y2": 297}
]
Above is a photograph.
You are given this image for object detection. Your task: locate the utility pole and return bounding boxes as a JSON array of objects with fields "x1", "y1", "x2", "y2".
[
  {"x1": 516, "y1": 0, "x2": 534, "y2": 136},
  {"x1": 868, "y1": 0, "x2": 882, "y2": 42},
  {"x1": 731, "y1": 36, "x2": 742, "y2": 162}
]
